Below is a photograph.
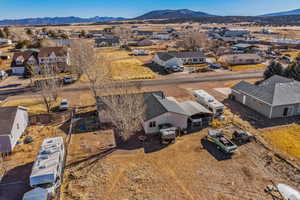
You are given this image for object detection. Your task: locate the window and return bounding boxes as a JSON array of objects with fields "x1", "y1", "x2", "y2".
[
  {"x1": 16, "y1": 123, "x2": 20, "y2": 130},
  {"x1": 149, "y1": 121, "x2": 156, "y2": 128}
]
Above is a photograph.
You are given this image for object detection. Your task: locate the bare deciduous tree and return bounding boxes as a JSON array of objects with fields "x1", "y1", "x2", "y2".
[
  {"x1": 70, "y1": 40, "x2": 146, "y2": 141},
  {"x1": 177, "y1": 32, "x2": 211, "y2": 51}
]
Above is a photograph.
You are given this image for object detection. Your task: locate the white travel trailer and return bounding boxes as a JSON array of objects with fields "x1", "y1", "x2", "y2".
[
  {"x1": 192, "y1": 90, "x2": 225, "y2": 117},
  {"x1": 29, "y1": 137, "x2": 65, "y2": 199}
]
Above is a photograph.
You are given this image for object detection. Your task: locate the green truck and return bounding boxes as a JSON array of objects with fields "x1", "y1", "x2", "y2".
[{"x1": 206, "y1": 130, "x2": 238, "y2": 154}]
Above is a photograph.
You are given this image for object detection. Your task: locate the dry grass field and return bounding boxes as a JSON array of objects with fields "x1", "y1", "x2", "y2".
[
  {"x1": 229, "y1": 63, "x2": 267, "y2": 71},
  {"x1": 96, "y1": 48, "x2": 156, "y2": 80},
  {"x1": 262, "y1": 124, "x2": 300, "y2": 158}
]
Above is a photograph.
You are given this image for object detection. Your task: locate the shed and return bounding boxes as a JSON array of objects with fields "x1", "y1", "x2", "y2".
[
  {"x1": 23, "y1": 187, "x2": 48, "y2": 200},
  {"x1": 179, "y1": 101, "x2": 213, "y2": 126}
]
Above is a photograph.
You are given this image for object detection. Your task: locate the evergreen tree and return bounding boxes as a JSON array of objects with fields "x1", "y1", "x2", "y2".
[
  {"x1": 3, "y1": 27, "x2": 10, "y2": 38},
  {"x1": 0, "y1": 29, "x2": 5, "y2": 38},
  {"x1": 285, "y1": 62, "x2": 300, "y2": 81},
  {"x1": 264, "y1": 61, "x2": 284, "y2": 79}
]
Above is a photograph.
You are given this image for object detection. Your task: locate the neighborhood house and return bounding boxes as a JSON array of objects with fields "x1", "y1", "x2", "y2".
[
  {"x1": 0, "y1": 106, "x2": 29, "y2": 153},
  {"x1": 11, "y1": 47, "x2": 70, "y2": 75},
  {"x1": 231, "y1": 75, "x2": 300, "y2": 119},
  {"x1": 219, "y1": 53, "x2": 263, "y2": 66},
  {"x1": 153, "y1": 51, "x2": 206, "y2": 68}
]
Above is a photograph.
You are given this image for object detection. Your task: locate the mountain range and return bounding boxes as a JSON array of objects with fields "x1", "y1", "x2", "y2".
[
  {"x1": 134, "y1": 9, "x2": 215, "y2": 20},
  {"x1": 262, "y1": 8, "x2": 300, "y2": 17},
  {"x1": 1, "y1": 8, "x2": 300, "y2": 26},
  {"x1": 0, "y1": 16, "x2": 125, "y2": 26}
]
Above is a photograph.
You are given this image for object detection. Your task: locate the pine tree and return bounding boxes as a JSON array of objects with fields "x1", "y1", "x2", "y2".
[
  {"x1": 0, "y1": 29, "x2": 5, "y2": 38},
  {"x1": 264, "y1": 61, "x2": 284, "y2": 79},
  {"x1": 285, "y1": 62, "x2": 300, "y2": 81}
]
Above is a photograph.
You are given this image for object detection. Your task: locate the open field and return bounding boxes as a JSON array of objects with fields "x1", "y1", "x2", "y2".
[
  {"x1": 96, "y1": 48, "x2": 157, "y2": 80},
  {"x1": 262, "y1": 124, "x2": 300, "y2": 158}
]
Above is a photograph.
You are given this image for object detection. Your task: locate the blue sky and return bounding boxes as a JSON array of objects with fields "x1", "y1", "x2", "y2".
[{"x1": 0, "y1": 0, "x2": 299, "y2": 19}]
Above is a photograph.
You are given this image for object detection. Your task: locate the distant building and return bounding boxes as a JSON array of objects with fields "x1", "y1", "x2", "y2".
[
  {"x1": 153, "y1": 51, "x2": 206, "y2": 68},
  {"x1": 219, "y1": 54, "x2": 263, "y2": 66},
  {"x1": 224, "y1": 29, "x2": 250, "y2": 37},
  {"x1": 0, "y1": 106, "x2": 28, "y2": 153},
  {"x1": 95, "y1": 37, "x2": 120, "y2": 47},
  {"x1": 11, "y1": 47, "x2": 69, "y2": 75},
  {"x1": 152, "y1": 32, "x2": 172, "y2": 40},
  {"x1": 0, "y1": 38, "x2": 12, "y2": 46}
]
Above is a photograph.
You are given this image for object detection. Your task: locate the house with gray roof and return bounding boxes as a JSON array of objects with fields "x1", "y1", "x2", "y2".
[
  {"x1": 153, "y1": 51, "x2": 206, "y2": 68},
  {"x1": 0, "y1": 106, "x2": 28, "y2": 153},
  {"x1": 230, "y1": 75, "x2": 300, "y2": 119},
  {"x1": 97, "y1": 91, "x2": 189, "y2": 134}
]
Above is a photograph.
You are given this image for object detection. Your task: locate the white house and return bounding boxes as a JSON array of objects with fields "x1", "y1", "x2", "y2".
[
  {"x1": 152, "y1": 32, "x2": 172, "y2": 40},
  {"x1": 153, "y1": 51, "x2": 206, "y2": 68},
  {"x1": 97, "y1": 91, "x2": 189, "y2": 135},
  {"x1": 0, "y1": 106, "x2": 29, "y2": 153}
]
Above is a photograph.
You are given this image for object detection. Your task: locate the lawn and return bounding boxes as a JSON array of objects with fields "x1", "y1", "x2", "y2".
[
  {"x1": 262, "y1": 124, "x2": 300, "y2": 158},
  {"x1": 230, "y1": 63, "x2": 267, "y2": 71}
]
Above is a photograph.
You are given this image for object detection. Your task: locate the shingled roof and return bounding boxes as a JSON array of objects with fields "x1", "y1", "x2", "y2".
[
  {"x1": 232, "y1": 75, "x2": 300, "y2": 106},
  {"x1": 156, "y1": 51, "x2": 204, "y2": 61},
  {"x1": 0, "y1": 106, "x2": 23, "y2": 136}
]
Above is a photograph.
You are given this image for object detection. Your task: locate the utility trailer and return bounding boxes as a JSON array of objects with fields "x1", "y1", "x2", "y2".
[{"x1": 206, "y1": 130, "x2": 237, "y2": 154}]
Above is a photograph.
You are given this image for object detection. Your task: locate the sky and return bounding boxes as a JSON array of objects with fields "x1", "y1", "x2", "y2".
[{"x1": 0, "y1": 0, "x2": 299, "y2": 19}]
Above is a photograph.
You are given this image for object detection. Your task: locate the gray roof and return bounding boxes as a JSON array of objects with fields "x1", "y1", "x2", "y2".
[
  {"x1": 145, "y1": 93, "x2": 188, "y2": 120},
  {"x1": 232, "y1": 75, "x2": 300, "y2": 106},
  {"x1": 179, "y1": 101, "x2": 212, "y2": 116},
  {"x1": 156, "y1": 51, "x2": 204, "y2": 61},
  {"x1": 0, "y1": 106, "x2": 19, "y2": 136}
]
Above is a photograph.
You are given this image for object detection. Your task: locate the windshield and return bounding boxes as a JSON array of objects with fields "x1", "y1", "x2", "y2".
[
  {"x1": 36, "y1": 182, "x2": 54, "y2": 189},
  {"x1": 159, "y1": 124, "x2": 173, "y2": 129},
  {"x1": 61, "y1": 102, "x2": 68, "y2": 105}
]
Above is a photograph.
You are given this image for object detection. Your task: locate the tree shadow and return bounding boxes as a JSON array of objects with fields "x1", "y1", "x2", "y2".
[
  {"x1": 0, "y1": 84, "x2": 22, "y2": 89},
  {"x1": 223, "y1": 99, "x2": 300, "y2": 129},
  {"x1": 0, "y1": 162, "x2": 33, "y2": 200},
  {"x1": 143, "y1": 63, "x2": 169, "y2": 75},
  {"x1": 200, "y1": 138, "x2": 232, "y2": 161}
]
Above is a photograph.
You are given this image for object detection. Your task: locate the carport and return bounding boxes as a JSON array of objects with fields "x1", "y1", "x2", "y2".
[
  {"x1": 179, "y1": 101, "x2": 213, "y2": 128},
  {"x1": 22, "y1": 187, "x2": 48, "y2": 200}
]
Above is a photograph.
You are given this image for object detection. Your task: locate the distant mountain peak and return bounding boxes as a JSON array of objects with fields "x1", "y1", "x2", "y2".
[
  {"x1": 0, "y1": 16, "x2": 125, "y2": 26},
  {"x1": 135, "y1": 9, "x2": 216, "y2": 20},
  {"x1": 261, "y1": 8, "x2": 300, "y2": 17}
]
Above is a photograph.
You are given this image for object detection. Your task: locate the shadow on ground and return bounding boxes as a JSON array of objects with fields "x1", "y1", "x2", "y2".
[
  {"x1": 0, "y1": 162, "x2": 33, "y2": 200},
  {"x1": 200, "y1": 138, "x2": 232, "y2": 161},
  {"x1": 223, "y1": 99, "x2": 300, "y2": 129}
]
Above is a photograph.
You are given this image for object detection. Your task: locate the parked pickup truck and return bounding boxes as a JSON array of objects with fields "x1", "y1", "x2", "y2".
[
  {"x1": 232, "y1": 130, "x2": 255, "y2": 144},
  {"x1": 206, "y1": 130, "x2": 237, "y2": 154},
  {"x1": 158, "y1": 123, "x2": 177, "y2": 144}
]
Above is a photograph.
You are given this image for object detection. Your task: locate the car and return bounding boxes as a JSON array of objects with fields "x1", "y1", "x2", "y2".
[
  {"x1": 172, "y1": 66, "x2": 184, "y2": 72},
  {"x1": 208, "y1": 62, "x2": 221, "y2": 69},
  {"x1": 63, "y1": 77, "x2": 77, "y2": 84},
  {"x1": 59, "y1": 99, "x2": 69, "y2": 111}
]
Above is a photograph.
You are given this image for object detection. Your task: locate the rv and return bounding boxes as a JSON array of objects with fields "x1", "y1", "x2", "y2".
[
  {"x1": 192, "y1": 90, "x2": 224, "y2": 117},
  {"x1": 29, "y1": 137, "x2": 65, "y2": 199}
]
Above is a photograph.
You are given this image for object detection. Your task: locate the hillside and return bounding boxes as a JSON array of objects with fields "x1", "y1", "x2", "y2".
[
  {"x1": 0, "y1": 16, "x2": 125, "y2": 26},
  {"x1": 135, "y1": 9, "x2": 215, "y2": 20},
  {"x1": 262, "y1": 8, "x2": 300, "y2": 16}
]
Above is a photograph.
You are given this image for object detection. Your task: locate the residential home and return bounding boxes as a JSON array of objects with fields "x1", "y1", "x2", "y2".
[
  {"x1": 0, "y1": 106, "x2": 29, "y2": 153},
  {"x1": 11, "y1": 47, "x2": 69, "y2": 75},
  {"x1": 137, "y1": 39, "x2": 155, "y2": 46},
  {"x1": 152, "y1": 32, "x2": 172, "y2": 40},
  {"x1": 219, "y1": 53, "x2": 263, "y2": 66},
  {"x1": 224, "y1": 29, "x2": 250, "y2": 37},
  {"x1": 97, "y1": 91, "x2": 189, "y2": 134},
  {"x1": 11, "y1": 50, "x2": 39, "y2": 75},
  {"x1": 0, "y1": 39, "x2": 12, "y2": 46},
  {"x1": 153, "y1": 51, "x2": 206, "y2": 68},
  {"x1": 230, "y1": 75, "x2": 300, "y2": 119},
  {"x1": 95, "y1": 37, "x2": 120, "y2": 47},
  {"x1": 135, "y1": 31, "x2": 154, "y2": 37}
]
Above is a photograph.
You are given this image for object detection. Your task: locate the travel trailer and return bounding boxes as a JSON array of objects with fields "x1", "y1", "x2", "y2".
[
  {"x1": 192, "y1": 90, "x2": 225, "y2": 117},
  {"x1": 29, "y1": 137, "x2": 65, "y2": 199}
]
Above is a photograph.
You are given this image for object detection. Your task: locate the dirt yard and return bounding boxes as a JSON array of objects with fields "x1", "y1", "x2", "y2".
[{"x1": 61, "y1": 128, "x2": 299, "y2": 200}]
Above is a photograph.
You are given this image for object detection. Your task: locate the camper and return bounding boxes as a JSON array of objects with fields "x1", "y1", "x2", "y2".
[
  {"x1": 29, "y1": 137, "x2": 65, "y2": 199},
  {"x1": 192, "y1": 90, "x2": 224, "y2": 117}
]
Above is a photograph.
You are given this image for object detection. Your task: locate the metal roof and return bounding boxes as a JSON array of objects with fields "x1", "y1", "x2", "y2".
[
  {"x1": 179, "y1": 101, "x2": 212, "y2": 116},
  {"x1": 0, "y1": 106, "x2": 27, "y2": 136}
]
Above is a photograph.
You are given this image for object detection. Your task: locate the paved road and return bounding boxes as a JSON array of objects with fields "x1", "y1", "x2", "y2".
[{"x1": 0, "y1": 72, "x2": 263, "y2": 98}]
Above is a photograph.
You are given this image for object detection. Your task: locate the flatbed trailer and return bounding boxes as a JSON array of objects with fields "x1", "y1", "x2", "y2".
[{"x1": 206, "y1": 130, "x2": 237, "y2": 154}]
